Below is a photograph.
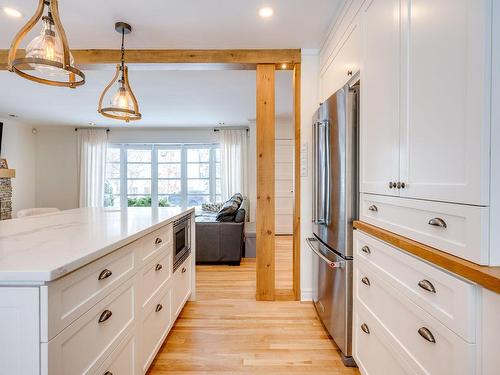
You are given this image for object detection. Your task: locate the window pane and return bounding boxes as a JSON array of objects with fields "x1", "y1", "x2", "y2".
[
  {"x1": 215, "y1": 148, "x2": 221, "y2": 162},
  {"x1": 127, "y1": 149, "x2": 151, "y2": 163},
  {"x1": 188, "y1": 179, "x2": 209, "y2": 194},
  {"x1": 187, "y1": 163, "x2": 209, "y2": 178},
  {"x1": 158, "y1": 164, "x2": 181, "y2": 178},
  {"x1": 215, "y1": 194, "x2": 222, "y2": 202},
  {"x1": 187, "y1": 148, "x2": 210, "y2": 163},
  {"x1": 158, "y1": 179, "x2": 181, "y2": 194},
  {"x1": 215, "y1": 163, "x2": 220, "y2": 179},
  {"x1": 106, "y1": 178, "x2": 120, "y2": 195},
  {"x1": 127, "y1": 180, "x2": 151, "y2": 195},
  {"x1": 187, "y1": 195, "x2": 210, "y2": 206},
  {"x1": 159, "y1": 195, "x2": 182, "y2": 207},
  {"x1": 127, "y1": 196, "x2": 152, "y2": 207},
  {"x1": 216, "y1": 178, "x2": 221, "y2": 195},
  {"x1": 127, "y1": 163, "x2": 151, "y2": 178},
  {"x1": 158, "y1": 149, "x2": 181, "y2": 163},
  {"x1": 105, "y1": 195, "x2": 120, "y2": 208},
  {"x1": 106, "y1": 163, "x2": 120, "y2": 179},
  {"x1": 107, "y1": 148, "x2": 120, "y2": 163}
]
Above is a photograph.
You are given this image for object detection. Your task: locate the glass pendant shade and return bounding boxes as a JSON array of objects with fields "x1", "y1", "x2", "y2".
[
  {"x1": 98, "y1": 64, "x2": 142, "y2": 122},
  {"x1": 7, "y1": 0, "x2": 85, "y2": 88},
  {"x1": 97, "y1": 22, "x2": 141, "y2": 123}
]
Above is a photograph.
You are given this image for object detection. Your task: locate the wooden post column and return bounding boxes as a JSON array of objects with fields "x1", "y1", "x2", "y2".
[
  {"x1": 292, "y1": 63, "x2": 301, "y2": 301},
  {"x1": 256, "y1": 64, "x2": 276, "y2": 301}
]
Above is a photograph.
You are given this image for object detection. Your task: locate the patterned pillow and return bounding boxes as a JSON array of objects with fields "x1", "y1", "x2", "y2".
[{"x1": 201, "y1": 202, "x2": 224, "y2": 212}]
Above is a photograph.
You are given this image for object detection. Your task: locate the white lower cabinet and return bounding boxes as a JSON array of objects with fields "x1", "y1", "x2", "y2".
[
  {"x1": 353, "y1": 230, "x2": 479, "y2": 375},
  {"x1": 96, "y1": 331, "x2": 138, "y2": 375},
  {"x1": 173, "y1": 258, "x2": 192, "y2": 318}
]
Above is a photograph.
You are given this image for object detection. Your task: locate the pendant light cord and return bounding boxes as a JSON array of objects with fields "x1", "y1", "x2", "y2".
[{"x1": 120, "y1": 28, "x2": 125, "y2": 83}]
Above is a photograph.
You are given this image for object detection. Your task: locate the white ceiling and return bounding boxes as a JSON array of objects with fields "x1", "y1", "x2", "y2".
[
  {"x1": 0, "y1": 0, "x2": 341, "y2": 49},
  {"x1": 0, "y1": 69, "x2": 293, "y2": 127},
  {"x1": 0, "y1": 0, "x2": 340, "y2": 127}
]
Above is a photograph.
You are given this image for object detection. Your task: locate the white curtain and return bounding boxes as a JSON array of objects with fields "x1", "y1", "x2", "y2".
[
  {"x1": 218, "y1": 129, "x2": 248, "y2": 200},
  {"x1": 77, "y1": 129, "x2": 108, "y2": 207}
]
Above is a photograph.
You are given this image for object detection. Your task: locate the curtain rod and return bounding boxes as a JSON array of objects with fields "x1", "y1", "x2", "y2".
[
  {"x1": 213, "y1": 127, "x2": 249, "y2": 132},
  {"x1": 75, "y1": 128, "x2": 110, "y2": 132}
]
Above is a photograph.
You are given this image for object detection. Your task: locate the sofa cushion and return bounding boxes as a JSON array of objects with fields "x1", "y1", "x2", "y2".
[
  {"x1": 216, "y1": 199, "x2": 240, "y2": 221},
  {"x1": 230, "y1": 193, "x2": 243, "y2": 206},
  {"x1": 234, "y1": 208, "x2": 246, "y2": 223}
]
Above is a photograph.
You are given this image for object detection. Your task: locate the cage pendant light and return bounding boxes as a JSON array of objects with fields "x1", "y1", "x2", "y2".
[
  {"x1": 7, "y1": 0, "x2": 85, "y2": 88},
  {"x1": 98, "y1": 22, "x2": 141, "y2": 122}
]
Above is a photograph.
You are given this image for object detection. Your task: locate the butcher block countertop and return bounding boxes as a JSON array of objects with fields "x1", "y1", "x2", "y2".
[
  {"x1": 354, "y1": 221, "x2": 500, "y2": 294},
  {"x1": 0, "y1": 207, "x2": 194, "y2": 283}
]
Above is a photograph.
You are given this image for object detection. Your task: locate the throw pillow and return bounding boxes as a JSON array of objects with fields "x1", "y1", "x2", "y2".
[{"x1": 216, "y1": 199, "x2": 239, "y2": 221}]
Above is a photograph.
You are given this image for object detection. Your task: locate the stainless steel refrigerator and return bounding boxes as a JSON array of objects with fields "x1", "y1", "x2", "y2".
[{"x1": 307, "y1": 77, "x2": 359, "y2": 367}]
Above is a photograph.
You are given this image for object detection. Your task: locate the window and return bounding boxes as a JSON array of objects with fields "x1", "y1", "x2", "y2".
[{"x1": 105, "y1": 144, "x2": 221, "y2": 208}]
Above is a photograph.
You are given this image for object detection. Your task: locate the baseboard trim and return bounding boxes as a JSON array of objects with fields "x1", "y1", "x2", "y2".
[{"x1": 301, "y1": 288, "x2": 313, "y2": 301}]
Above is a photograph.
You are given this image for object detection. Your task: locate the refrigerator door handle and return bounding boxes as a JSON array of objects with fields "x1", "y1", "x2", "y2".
[
  {"x1": 307, "y1": 238, "x2": 344, "y2": 268},
  {"x1": 323, "y1": 120, "x2": 331, "y2": 225},
  {"x1": 312, "y1": 121, "x2": 319, "y2": 223}
]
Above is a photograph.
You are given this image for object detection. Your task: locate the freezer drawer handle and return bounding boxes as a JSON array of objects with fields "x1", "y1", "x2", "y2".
[
  {"x1": 368, "y1": 205, "x2": 378, "y2": 212},
  {"x1": 361, "y1": 277, "x2": 371, "y2": 286},
  {"x1": 428, "y1": 217, "x2": 447, "y2": 228},
  {"x1": 361, "y1": 323, "x2": 370, "y2": 334},
  {"x1": 361, "y1": 246, "x2": 371, "y2": 255},
  {"x1": 418, "y1": 327, "x2": 436, "y2": 343},
  {"x1": 306, "y1": 238, "x2": 344, "y2": 269},
  {"x1": 418, "y1": 279, "x2": 436, "y2": 293}
]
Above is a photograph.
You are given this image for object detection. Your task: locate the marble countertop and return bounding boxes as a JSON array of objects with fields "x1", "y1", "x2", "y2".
[{"x1": 0, "y1": 207, "x2": 194, "y2": 283}]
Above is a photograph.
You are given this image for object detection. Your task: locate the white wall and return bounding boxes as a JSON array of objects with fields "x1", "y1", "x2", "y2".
[
  {"x1": 35, "y1": 127, "x2": 78, "y2": 210},
  {"x1": 107, "y1": 127, "x2": 217, "y2": 144},
  {"x1": 300, "y1": 50, "x2": 320, "y2": 300},
  {"x1": 0, "y1": 118, "x2": 36, "y2": 216}
]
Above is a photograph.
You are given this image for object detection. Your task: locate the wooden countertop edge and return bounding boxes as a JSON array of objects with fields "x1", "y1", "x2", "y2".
[{"x1": 353, "y1": 221, "x2": 500, "y2": 294}]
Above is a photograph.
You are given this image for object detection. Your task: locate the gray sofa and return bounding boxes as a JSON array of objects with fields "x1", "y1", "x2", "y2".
[{"x1": 195, "y1": 194, "x2": 246, "y2": 265}]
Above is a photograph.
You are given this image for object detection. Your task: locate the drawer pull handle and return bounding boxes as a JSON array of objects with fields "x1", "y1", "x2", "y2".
[
  {"x1": 155, "y1": 303, "x2": 163, "y2": 312},
  {"x1": 155, "y1": 263, "x2": 163, "y2": 272},
  {"x1": 98, "y1": 269, "x2": 112, "y2": 281},
  {"x1": 418, "y1": 279, "x2": 436, "y2": 293},
  {"x1": 428, "y1": 217, "x2": 447, "y2": 228},
  {"x1": 361, "y1": 323, "x2": 370, "y2": 334},
  {"x1": 418, "y1": 327, "x2": 436, "y2": 343},
  {"x1": 361, "y1": 277, "x2": 371, "y2": 286},
  {"x1": 104, "y1": 372, "x2": 113, "y2": 375},
  {"x1": 155, "y1": 237, "x2": 163, "y2": 245},
  {"x1": 182, "y1": 267, "x2": 187, "y2": 274},
  {"x1": 98, "y1": 309, "x2": 113, "y2": 324},
  {"x1": 361, "y1": 246, "x2": 371, "y2": 254},
  {"x1": 368, "y1": 205, "x2": 378, "y2": 212}
]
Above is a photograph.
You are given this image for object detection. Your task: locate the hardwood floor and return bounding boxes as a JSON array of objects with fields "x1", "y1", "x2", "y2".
[
  {"x1": 275, "y1": 235, "x2": 293, "y2": 290},
  {"x1": 147, "y1": 237, "x2": 360, "y2": 374}
]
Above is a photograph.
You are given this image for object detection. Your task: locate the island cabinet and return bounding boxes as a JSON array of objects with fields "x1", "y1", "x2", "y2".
[
  {"x1": 352, "y1": 229, "x2": 500, "y2": 375},
  {"x1": 0, "y1": 212, "x2": 194, "y2": 375}
]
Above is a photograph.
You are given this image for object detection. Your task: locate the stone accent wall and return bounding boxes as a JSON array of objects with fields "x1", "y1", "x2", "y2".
[{"x1": 0, "y1": 178, "x2": 12, "y2": 220}]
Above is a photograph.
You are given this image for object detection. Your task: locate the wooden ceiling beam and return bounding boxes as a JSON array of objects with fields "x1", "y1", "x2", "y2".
[{"x1": 0, "y1": 49, "x2": 301, "y2": 70}]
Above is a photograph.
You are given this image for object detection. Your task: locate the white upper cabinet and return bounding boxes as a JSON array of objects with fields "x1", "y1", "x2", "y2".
[
  {"x1": 399, "y1": 0, "x2": 491, "y2": 205},
  {"x1": 360, "y1": 0, "x2": 492, "y2": 206},
  {"x1": 359, "y1": 0, "x2": 401, "y2": 196}
]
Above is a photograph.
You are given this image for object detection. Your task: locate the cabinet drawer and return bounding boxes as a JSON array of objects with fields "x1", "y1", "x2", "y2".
[
  {"x1": 139, "y1": 251, "x2": 172, "y2": 311},
  {"x1": 173, "y1": 255, "x2": 192, "y2": 318},
  {"x1": 141, "y1": 287, "x2": 172, "y2": 372},
  {"x1": 354, "y1": 262, "x2": 476, "y2": 375},
  {"x1": 359, "y1": 193, "x2": 489, "y2": 264},
  {"x1": 43, "y1": 243, "x2": 137, "y2": 341},
  {"x1": 139, "y1": 224, "x2": 173, "y2": 265},
  {"x1": 354, "y1": 231, "x2": 476, "y2": 342},
  {"x1": 96, "y1": 332, "x2": 138, "y2": 375},
  {"x1": 45, "y1": 278, "x2": 137, "y2": 375},
  {"x1": 354, "y1": 303, "x2": 416, "y2": 375}
]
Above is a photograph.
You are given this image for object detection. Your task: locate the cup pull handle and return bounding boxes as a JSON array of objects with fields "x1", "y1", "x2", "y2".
[
  {"x1": 361, "y1": 323, "x2": 370, "y2": 334},
  {"x1": 155, "y1": 263, "x2": 163, "y2": 272},
  {"x1": 361, "y1": 277, "x2": 371, "y2": 286},
  {"x1": 368, "y1": 205, "x2": 378, "y2": 212},
  {"x1": 361, "y1": 246, "x2": 371, "y2": 255},
  {"x1": 418, "y1": 279, "x2": 436, "y2": 293},
  {"x1": 155, "y1": 303, "x2": 163, "y2": 313},
  {"x1": 428, "y1": 218, "x2": 447, "y2": 228},
  {"x1": 104, "y1": 372, "x2": 113, "y2": 375},
  {"x1": 98, "y1": 309, "x2": 113, "y2": 324},
  {"x1": 182, "y1": 267, "x2": 187, "y2": 274},
  {"x1": 418, "y1": 327, "x2": 436, "y2": 343},
  {"x1": 155, "y1": 237, "x2": 163, "y2": 245},
  {"x1": 98, "y1": 269, "x2": 112, "y2": 281}
]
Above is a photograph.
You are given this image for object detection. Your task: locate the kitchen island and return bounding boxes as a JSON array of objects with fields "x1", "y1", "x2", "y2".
[{"x1": 0, "y1": 207, "x2": 195, "y2": 375}]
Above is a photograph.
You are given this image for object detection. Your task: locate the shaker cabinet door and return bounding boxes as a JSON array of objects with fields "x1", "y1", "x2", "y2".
[
  {"x1": 359, "y1": 0, "x2": 402, "y2": 197},
  {"x1": 399, "y1": 0, "x2": 491, "y2": 205}
]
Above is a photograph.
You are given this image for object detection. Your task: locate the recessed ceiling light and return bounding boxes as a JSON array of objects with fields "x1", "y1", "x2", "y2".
[
  {"x1": 3, "y1": 7, "x2": 22, "y2": 18},
  {"x1": 281, "y1": 63, "x2": 287, "y2": 69},
  {"x1": 259, "y1": 7, "x2": 274, "y2": 18}
]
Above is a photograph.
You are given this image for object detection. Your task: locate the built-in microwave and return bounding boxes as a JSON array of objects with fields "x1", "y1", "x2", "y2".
[{"x1": 173, "y1": 215, "x2": 191, "y2": 272}]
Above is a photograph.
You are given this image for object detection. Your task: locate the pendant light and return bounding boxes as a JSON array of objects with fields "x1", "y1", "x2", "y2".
[
  {"x1": 98, "y1": 22, "x2": 141, "y2": 122},
  {"x1": 7, "y1": 0, "x2": 85, "y2": 88}
]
